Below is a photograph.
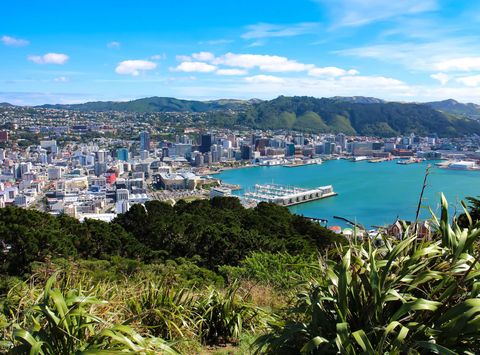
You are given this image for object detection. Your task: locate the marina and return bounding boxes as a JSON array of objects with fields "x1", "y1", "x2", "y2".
[
  {"x1": 243, "y1": 183, "x2": 337, "y2": 206},
  {"x1": 218, "y1": 159, "x2": 480, "y2": 228}
]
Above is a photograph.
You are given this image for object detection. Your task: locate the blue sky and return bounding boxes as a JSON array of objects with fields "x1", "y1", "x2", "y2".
[{"x1": 2, "y1": 0, "x2": 480, "y2": 105}]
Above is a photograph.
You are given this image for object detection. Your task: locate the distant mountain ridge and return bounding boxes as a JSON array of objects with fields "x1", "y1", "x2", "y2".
[
  {"x1": 33, "y1": 96, "x2": 480, "y2": 120},
  {"x1": 424, "y1": 99, "x2": 480, "y2": 120},
  {"x1": 236, "y1": 96, "x2": 480, "y2": 137},
  {"x1": 2, "y1": 95, "x2": 480, "y2": 137},
  {"x1": 39, "y1": 97, "x2": 256, "y2": 112}
]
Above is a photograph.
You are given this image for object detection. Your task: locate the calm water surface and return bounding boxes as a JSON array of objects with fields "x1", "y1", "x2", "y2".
[{"x1": 217, "y1": 160, "x2": 480, "y2": 228}]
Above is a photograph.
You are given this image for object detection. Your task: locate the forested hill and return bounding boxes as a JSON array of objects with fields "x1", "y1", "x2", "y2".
[
  {"x1": 40, "y1": 97, "x2": 253, "y2": 112},
  {"x1": 237, "y1": 96, "x2": 480, "y2": 136},
  {"x1": 35, "y1": 95, "x2": 480, "y2": 136}
]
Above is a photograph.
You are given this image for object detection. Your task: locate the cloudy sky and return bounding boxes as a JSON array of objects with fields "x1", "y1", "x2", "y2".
[{"x1": 2, "y1": 0, "x2": 480, "y2": 105}]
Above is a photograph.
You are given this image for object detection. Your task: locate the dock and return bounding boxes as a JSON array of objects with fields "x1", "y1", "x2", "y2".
[
  {"x1": 244, "y1": 183, "x2": 337, "y2": 206},
  {"x1": 333, "y1": 215, "x2": 365, "y2": 230}
]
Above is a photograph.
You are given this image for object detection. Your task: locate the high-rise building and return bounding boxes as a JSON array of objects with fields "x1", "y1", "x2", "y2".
[
  {"x1": 200, "y1": 134, "x2": 213, "y2": 153},
  {"x1": 211, "y1": 144, "x2": 222, "y2": 162},
  {"x1": 116, "y1": 148, "x2": 129, "y2": 162},
  {"x1": 139, "y1": 131, "x2": 151, "y2": 151},
  {"x1": 174, "y1": 143, "x2": 192, "y2": 159},
  {"x1": 324, "y1": 142, "x2": 336, "y2": 155},
  {"x1": 241, "y1": 144, "x2": 252, "y2": 160},
  {"x1": 94, "y1": 162, "x2": 107, "y2": 177},
  {"x1": 335, "y1": 133, "x2": 346, "y2": 151},
  {"x1": 285, "y1": 143, "x2": 295, "y2": 157},
  {"x1": 95, "y1": 150, "x2": 108, "y2": 163}
]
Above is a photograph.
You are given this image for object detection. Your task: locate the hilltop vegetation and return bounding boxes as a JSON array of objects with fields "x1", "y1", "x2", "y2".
[
  {"x1": 34, "y1": 95, "x2": 480, "y2": 136},
  {"x1": 238, "y1": 96, "x2": 480, "y2": 136},
  {"x1": 425, "y1": 98, "x2": 480, "y2": 120},
  {"x1": 40, "y1": 97, "x2": 253, "y2": 113},
  {"x1": 0, "y1": 197, "x2": 338, "y2": 276},
  {"x1": 2, "y1": 195, "x2": 480, "y2": 353}
]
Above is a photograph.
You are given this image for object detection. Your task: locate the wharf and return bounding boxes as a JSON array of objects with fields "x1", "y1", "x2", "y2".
[{"x1": 244, "y1": 183, "x2": 337, "y2": 206}]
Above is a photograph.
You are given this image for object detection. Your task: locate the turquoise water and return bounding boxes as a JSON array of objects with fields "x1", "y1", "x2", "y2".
[{"x1": 217, "y1": 160, "x2": 480, "y2": 228}]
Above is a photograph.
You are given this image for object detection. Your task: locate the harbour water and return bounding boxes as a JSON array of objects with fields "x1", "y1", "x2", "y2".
[{"x1": 217, "y1": 159, "x2": 480, "y2": 228}]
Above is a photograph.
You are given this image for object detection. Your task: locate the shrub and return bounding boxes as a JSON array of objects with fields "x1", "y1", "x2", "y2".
[{"x1": 255, "y1": 194, "x2": 480, "y2": 354}]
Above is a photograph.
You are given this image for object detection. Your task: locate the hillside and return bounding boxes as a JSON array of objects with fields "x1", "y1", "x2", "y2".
[
  {"x1": 40, "y1": 96, "x2": 253, "y2": 112},
  {"x1": 10, "y1": 95, "x2": 480, "y2": 137},
  {"x1": 238, "y1": 96, "x2": 480, "y2": 137},
  {"x1": 425, "y1": 99, "x2": 480, "y2": 120}
]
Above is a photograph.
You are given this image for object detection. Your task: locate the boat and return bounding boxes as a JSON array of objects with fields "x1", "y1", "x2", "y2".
[
  {"x1": 368, "y1": 158, "x2": 386, "y2": 163},
  {"x1": 397, "y1": 158, "x2": 422, "y2": 165},
  {"x1": 350, "y1": 156, "x2": 368, "y2": 162}
]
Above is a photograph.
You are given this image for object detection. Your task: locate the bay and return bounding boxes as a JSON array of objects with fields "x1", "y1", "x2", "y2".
[{"x1": 217, "y1": 159, "x2": 480, "y2": 228}]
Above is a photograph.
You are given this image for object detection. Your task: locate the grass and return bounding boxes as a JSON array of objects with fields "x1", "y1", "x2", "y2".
[{"x1": 2, "y1": 194, "x2": 480, "y2": 354}]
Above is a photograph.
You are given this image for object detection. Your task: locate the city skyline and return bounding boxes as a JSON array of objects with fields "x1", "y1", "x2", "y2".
[{"x1": 2, "y1": 0, "x2": 480, "y2": 105}]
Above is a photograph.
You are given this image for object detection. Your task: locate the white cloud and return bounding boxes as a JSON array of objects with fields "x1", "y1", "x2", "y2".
[
  {"x1": 28, "y1": 53, "x2": 69, "y2": 65},
  {"x1": 107, "y1": 41, "x2": 121, "y2": 48},
  {"x1": 430, "y1": 73, "x2": 449, "y2": 85},
  {"x1": 53, "y1": 76, "x2": 69, "y2": 82},
  {"x1": 191, "y1": 51, "x2": 215, "y2": 61},
  {"x1": 173, "y1": 61, "x2": 217, "y2": 73},
  {"x1": 215, "y1": 68, "x2": 248, "y2": 76},
  {"x1": 242, "y1": 22, "x2": 319, "y2": 39},
  {"x1": 115, "y1": 60, "x2": 157, "y2": 76},
  {"x1": 308, "y1": 66, "x2": 358, "y2": 77},
  {"x1": 456, "y1": 75, "x2": 480, "y2": 87},
  {"x1": 244, "y1": 75, "x2": 285, "y2": 84},
  {"x1": 336, "y1": 40, "x2": 479, "y2": 71},
  {"x1": 213, "y1": 53, "x2": 314, "y2": 72},
  {"x1": 150, "y1": 53, "x2": 166, "y2": 60},
  {"x1": 434, "y1": 57, "x2": 480, "y2": 72},
  {"x1": 318, "y1": 0, "x2": 438, "y2": 27},
  {"x1": 1, "y1": 35, "x2": 29, "y2": 47}
]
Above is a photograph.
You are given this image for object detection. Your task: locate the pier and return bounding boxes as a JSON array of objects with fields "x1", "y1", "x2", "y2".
[{"x1": 244, "y1": 183, "x2": 337, "y2": 206}]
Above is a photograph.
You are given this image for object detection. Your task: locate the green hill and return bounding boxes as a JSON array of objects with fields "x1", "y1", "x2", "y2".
[
  {"x1": 33, "y1": 95, "x2": 480, "y2": 137},
  {"x1": 40, "y1": 96, "x2": 253, "y2": 112},
  {"x1": 238, "y1": 96, "x2": 480, "y2": 137}
]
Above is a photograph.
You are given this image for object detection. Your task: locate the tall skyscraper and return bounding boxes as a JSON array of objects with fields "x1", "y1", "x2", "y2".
[
  {"x1": 139, "y1": 131, "x2": 151, "y2": 151},
  {"x1": 200, "y1": 134, "x2": 213, "y2": 153}
]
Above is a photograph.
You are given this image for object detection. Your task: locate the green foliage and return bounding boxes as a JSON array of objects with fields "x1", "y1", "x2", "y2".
[
  {"x1": 195, "y1": 281, "x2": 266, "y2": 345},
  {"x1": 328, "y1": 114, "x2": 356, "y2": 135},
  {"x1": 238, "y1": 96, "x2": 480, "y2": 136},
  {"x1": 255, "y1": 194, "x2": 480, "y2": 354},
  {"x1": 6, "y1": 275, "x2": 177, "y2": 354},
  {"x1": 126, "y1": 281, "x2": 197, "y2": 340},
  {"x1": 278, "y1": 111, "x2": 296, "y2": 129},
  {"x1": 114, "y1": 199, "x2": 339, "y2": 270},
  {"x1": 0, "y1": 198, "x2": 337, "y2": 276},
  {"x1": 219, "y1": 252, "x2": 319, "y2": 289},
  {"x1": 293, "y1": 111, "x2": 329, "y2": 132},
  {"x1": 41, "y1": 97, "x2": 251, "y2": 113},
  {"x1": 458, "y1": 195, "x2": 480, "y2": 228}
]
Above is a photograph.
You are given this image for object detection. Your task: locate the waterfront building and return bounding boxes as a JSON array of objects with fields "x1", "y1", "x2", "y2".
[
  {"x1": 335, "y1": 133, "x2": 347, "y2": 151},
  {"x1": 324, "y1": 142, "x2": 336, "y2": 155},
  {"x1": 285, "y1": 143, "x2": 295, "y2": 157},
  {"x1": 241, "y1": 144, "x2": 252, "y2": 160}
]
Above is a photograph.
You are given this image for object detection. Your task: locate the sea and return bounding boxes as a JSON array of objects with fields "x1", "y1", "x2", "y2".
[{"x1": 217, "y1": 159, "x2": 480, "y2": 228}]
